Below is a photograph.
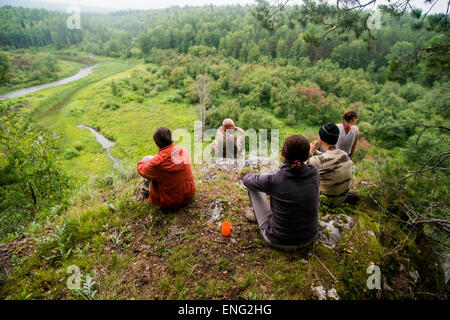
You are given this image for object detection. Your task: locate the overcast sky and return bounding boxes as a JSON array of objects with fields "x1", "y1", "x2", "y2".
[
  {"x1": 42, "y1": 0, "x2": 448, "y2": 13},
  {"x1": 43, "y1": 0, "x2": 256, "y2": 10}
]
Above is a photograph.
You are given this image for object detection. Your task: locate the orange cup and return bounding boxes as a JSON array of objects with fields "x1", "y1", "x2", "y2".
[{"x1": 221, "y1": 221, "x2": 231, "y2": 237}]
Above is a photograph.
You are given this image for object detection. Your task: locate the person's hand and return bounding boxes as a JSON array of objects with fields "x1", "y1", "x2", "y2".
[
  {"x1": 143, "y1": 155, "x2": 154, "y2": 163},
  {"x1": 310, "y1": 140, "x2": 318, "y2": 154}
]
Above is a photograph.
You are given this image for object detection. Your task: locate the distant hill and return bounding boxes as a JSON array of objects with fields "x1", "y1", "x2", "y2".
[{"x1": 0, "y1": 0, "x2": 114, "y2": 14}]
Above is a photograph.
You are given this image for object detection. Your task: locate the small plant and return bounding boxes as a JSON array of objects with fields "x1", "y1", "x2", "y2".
[
  {"x1": 19, "y1": 288, "x2": 32, "y2": 300},
  {"x1": 73, "y1": 141, "x2": 84, "y2": 151},
  {"x1": 99, "y1": 99, "x2": 120, "y2": 110},
  {"x1": 63, "y1": 147, "x2": 80, "y2": 160},
  {"x1": 109, "y1": 229, "x2": 125, "y2": 246},
  {"x1": 58, "y1": 247, "x2": 72, "y2": 261},
  {"x1": 239, "y1": 290, "x2": 258, "y2": 300},
  {"x1": 111, "y1": 80, "x2": 120, "y2": 96},
  {"x1": 71, "y1": 272, "x2": 98, "y2": 300}
]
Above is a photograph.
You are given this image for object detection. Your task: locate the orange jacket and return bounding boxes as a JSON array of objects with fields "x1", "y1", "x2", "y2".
[{"x1": 137, "y1": 144, "x2": 196, "y2": 209}]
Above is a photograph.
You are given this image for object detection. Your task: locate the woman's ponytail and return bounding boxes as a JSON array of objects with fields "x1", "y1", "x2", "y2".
[
  {"x1": 282, "y1": 135, "x2": 310, "y2": 174},
  {"x1": 290, "y1": 160, "x2": 305, "y2": 173}
]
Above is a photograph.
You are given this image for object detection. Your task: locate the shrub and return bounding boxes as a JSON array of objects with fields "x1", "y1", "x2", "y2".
[
  {"x1": 154, "y1": 79, "x2": 169, "y2": 92},
  {"x1": 167, "y1": 94, "x2": 182, "y2": 103},
  {"x1": 206, "y1": 98, "x2": 241, "y2": 128},
  {"x1": 64, "y1": 147, "x2": 80, "y2": 160},
  {"x1": 358, "y1": 121, "x2": 374, "y2": 139},
  {"x1": 238, "y1": 106, "x2": 281, "y2": 131},
  {"x1": 99, "y1": 99, "x2": 120, "y2": 111},
  {"x1": 111, "y1": 80, "x2": 120, "y2": 96},
  {"x1": 73, "y1": 141, "x2": 84, "y2": 151}
]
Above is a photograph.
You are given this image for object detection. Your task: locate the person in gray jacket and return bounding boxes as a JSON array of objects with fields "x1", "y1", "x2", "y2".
[{"x1": 243, "y1": 135, "x2": 320, "y2": 250}]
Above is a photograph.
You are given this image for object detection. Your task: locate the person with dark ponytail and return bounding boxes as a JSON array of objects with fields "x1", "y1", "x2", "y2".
[{"x1": 242, "y1": 135, "x2": 320, "y2": 250}]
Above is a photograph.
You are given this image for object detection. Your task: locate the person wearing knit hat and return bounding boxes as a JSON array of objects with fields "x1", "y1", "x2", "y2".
[
  {"x1": 307, "y1": 124, "x2": 358, "y2": 206},
  {"x1": 319, "y1": 123, "x2": 340, "y2": 145}
]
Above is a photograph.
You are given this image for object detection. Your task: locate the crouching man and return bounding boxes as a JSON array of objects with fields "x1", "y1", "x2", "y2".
[
  {"x1": 211, "y1": 118, "x2": 245, "y2": 158},
  {"x1": 137, "y1": 127, "x2": 196, "y2": 209}
]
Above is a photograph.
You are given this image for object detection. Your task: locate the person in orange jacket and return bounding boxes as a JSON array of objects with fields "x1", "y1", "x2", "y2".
[{"x1": 137, "y1": 127, "x2": 196, "y2": 209}]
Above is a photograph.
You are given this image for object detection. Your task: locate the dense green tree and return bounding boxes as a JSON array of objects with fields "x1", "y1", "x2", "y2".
[
  {"x1": 331, "y1": 40, "x2": 371, "y2": 69},
  {"x1": 387, "y1": 41, "x2": 416, "y2": 83},
  {"x1": 0, "y1": 52, "x2": 9, "y2": 85},
  {"x1": 254, "y1": 0, "x2": 449, "y2": 81}
]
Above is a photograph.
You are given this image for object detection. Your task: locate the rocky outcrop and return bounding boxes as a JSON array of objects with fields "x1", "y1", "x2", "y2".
[
  {"x1": 311, "y1": 285, "x2": 340, "y2": 300},
  {"x1": 318, "y1": 214, "x2": 354, "y2": 249}
]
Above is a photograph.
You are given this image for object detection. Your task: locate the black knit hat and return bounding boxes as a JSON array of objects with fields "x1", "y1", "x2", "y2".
[{"x1": 319, "y1": 124, "x2": 340, "y2": 145}]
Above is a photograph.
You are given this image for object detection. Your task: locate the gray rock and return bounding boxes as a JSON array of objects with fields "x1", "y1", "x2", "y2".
[
  {"x1": 311, "y1": 285, "x2": 327, "y2": 300},
  {"x1": 367, "y1": 230, "x2": 376, "y2": 239},
  {"x1": 165, "y1": 226, "x2": 183, "y2": 242},
  {"x1": 327, "y1": 288, "x2": 339, "y2": 300},
  {"x1": 205, "y1": 156, "x2": 278, "y2": 171},
  {"x1": 383, "y1": 276, "x2": 393, "y2": 291},
  {"x1": 319, "y1": 214, "x2": 354, "y2": 249},
  {"x1": 206, "y1": 198, "x2": 229, "y2": 224},
  {"x1": 410, "y1": 270, "x2": 420, "y2": 284}
]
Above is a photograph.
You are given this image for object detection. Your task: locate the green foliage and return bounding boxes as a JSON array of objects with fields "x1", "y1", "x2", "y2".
[
  {"x1": 373, "y1": 129, "x2": 449, "y2": 247},
  {"x1": 398, "y1": 82, "x2": 427, "y2": 102},
  {"x1": 99, "y1": 99, "x2": 120, "y2": 111},
  {"x1": 73, "y1": 141, "x2": 84, "y2": 151},
  {"x1": 0, "y1": 4, "x2": 448, "y2": 301},
  {"x1": 70, "y1": 273, "x2": 98, "y2": 300},
  {"x1": 387, "y1": 41, "x2": 415, "y2": 83},
  {"x1": 206, "y1": 98, "x2": 241, "y2": 128},
  {"x1": 421, "y1": 34, "x2": 450, "y2": 82},
  {"x1": 0, "y1": 52, "x2": 10, "y2": 85},
  {"x1": 188, "y1": 45, "x2": 217, "y2": 57},
  {"x1": 110, "y1": 80, "x2": 120, "y2": 97},
  {"x1": 331, "y1": 40, "x2": 370, "y2": 70},
  {"x1": 404, "y1": 129, "x2": 449, "y2": 167},
  {"x1": 254, "y1": 0, "x2": 448, "y2": 81},
  {"x1": 0, "y1": 52, "x2": 81, "y2": 94},
  {"x1": 166, "y1": 93, "x2": 183, "y2": 103},
  {"x1": 239, "y1": 106, "x2": 281, "y2": 130},
  {"x1": 0, "y1": 119, "x2": 69, "y2": 203},
  {"x1": 421, "y1": 83, "x2": 450, "y2": 119},
  {"x1": 0, "y1": 7, "x2": 82, "y2": 48},
  {"x1": 64, "y1": 147, "x2": 81, "y2": 160},
  {"x1": 0, "y1": 116, "x2": 71, "y2": 242}
]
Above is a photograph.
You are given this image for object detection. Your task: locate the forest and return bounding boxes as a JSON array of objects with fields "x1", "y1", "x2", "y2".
[{"x1": 0, "y1": 1, "x2": 448, "y2": 301}]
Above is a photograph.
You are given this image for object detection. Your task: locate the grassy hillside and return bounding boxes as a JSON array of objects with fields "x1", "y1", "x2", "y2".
[
  {"x1": 0, "y1": 56, "x2": 445, "y2": 300},
  {"x1": 0, "y1": 162, "x2": 443, "y2": 300}
]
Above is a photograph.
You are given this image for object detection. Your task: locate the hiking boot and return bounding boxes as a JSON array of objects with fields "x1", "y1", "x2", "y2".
[
  {"x1": 344, "y1": 192, "x2": 360, "y2": 205},
  {"x1": 244, "y1": 208, "x2": 257, "y2": 224},
  {"x1": 140, "y1": 180, "x2": 151, "y2": 200}
]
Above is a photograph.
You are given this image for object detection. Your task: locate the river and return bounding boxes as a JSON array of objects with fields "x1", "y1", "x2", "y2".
[
  {"x1": 0, "y1": 64, "x2": 98, "y2": 101},
  {"x1": 77, "y1": 124, "x2": 120, "y2": 168}
]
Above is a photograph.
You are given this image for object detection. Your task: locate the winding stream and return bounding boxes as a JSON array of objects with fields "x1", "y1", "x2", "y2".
[
  {"x1": 77, "y1": 124, "x2": 120, "y2": 168},
  {"x1": 0, "y1": 64, "x2": 98, "y2": 101}
]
